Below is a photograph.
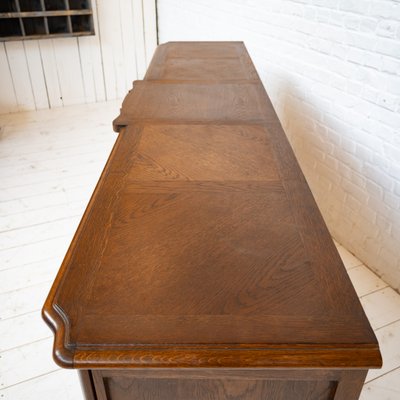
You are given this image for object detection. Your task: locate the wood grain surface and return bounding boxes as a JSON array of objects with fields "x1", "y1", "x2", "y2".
[
  {"x1": 113, "y1": 82, "x2": 272, "y2": 129},
  {"x1": 100, "y1": 376, "x2": 334, "y2": 400},
  {"x1": 43, "y1": 42, "x2": 381, "y2": 372},
  {"x1": 144, "y1": 41, "x2": 259, "y2": 82},
  {"x1": 89, "y1": 369, "x2": 367, "y2": 400}
]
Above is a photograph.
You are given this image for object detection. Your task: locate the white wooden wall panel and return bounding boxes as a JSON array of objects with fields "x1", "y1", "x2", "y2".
[
  {"x1": 24, "y1": 41, "x2": 49, "y2": 109},
  {"x1": 143, "y1": 0, "x2": 158, "y2": 66},
  {"x1": 53, "y1": 38, "x2": 86, "y2": 106},
  {"x1": 120, "y1": 0, "x2": 139, "y2": 90},
  {"x1": 0, "y1": 0, "x2": 157, "y2": 114},
  {"x1": 4, "y1": 42, "x2": 36, "y2": 111},
  {"x1": 132, "y1": 0, "x2": 147, "y2": 78},
  {"x1": 38, "y1": 40, "x2": 63, "y2": 108},
  {"x1": 114, "y1": 0, "x2": 130, "y2": 98},
  {"x1": 78, "y1": 0, "x2": 106, "y2": 103},
  {"x1": 0, "y1": 45, "x2": 18, "y2": 113},
  {"x1": 96, "y1": 0, "x2": 120, "y2": 100},
  {"x1": 78, "y1": 37, "x2": 98, "y2": 104}
]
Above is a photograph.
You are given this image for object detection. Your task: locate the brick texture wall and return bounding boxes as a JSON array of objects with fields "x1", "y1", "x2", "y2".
[{"x1": 157, "y1": 0, "x2": 400, "y2": 291}]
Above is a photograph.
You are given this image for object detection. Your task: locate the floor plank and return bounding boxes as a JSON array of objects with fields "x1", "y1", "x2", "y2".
[
  {"x1": 0, "y1": 311, "x2": 50, "y2": 352},
  {"x1": 0, "y1": 258, "x2": 61, "y2": 294},
  {"x1": 0, "y1": 281, "x2": 52, "y2": 320},
  {"x1": 0, "y1": 337, "x2": 57, "y2": 388},
  {"x1": 0, "y1": 159, "x2": 108, "y2": 191},
  {"x1": 0, "y1": 164, "x2": 104, "y2": 200},
  {"x1": 0, "y1": 151, "x2": 110, "y2": 183},
  {"x1": 0, "y1": 369, "x2": 83, "y2": 400},
  {"x1": 347, "y1": 265, "x2": 389, "y2": 298},
  {"x1": 0, "y1": 217, "x2": 80, "y2": 251},
  {"x1": 366, "y1": 319, "x2": 400, "y2": 382},
  {"x1": 0, "y1": 135, "x2": 112, "y2": 160},
  {"x1": 0, "y1": 201, "x2": 85, "y2": 232},
  {"x1": 361, "y1": 367, "x2": 400, "y2": 400},
  {"x1": 0, "y1": 139, "x2": 112, "y2": 166},
  {"x1": 0, "y1": 236, "x2": 71, "y2": 271},
  {"x1": 0, "y1": 183, "x2": 95, "y2": 217},
  {"x1": 360, "y1": 288, "x2": 400, "y2": 330},
  {"x1": 335, "y1": 243, "x2": 364, "y2": 269}
]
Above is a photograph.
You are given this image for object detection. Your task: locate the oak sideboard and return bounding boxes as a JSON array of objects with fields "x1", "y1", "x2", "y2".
[{"x1": 43, "y1": 41, "x2": 381, "y2": 400}]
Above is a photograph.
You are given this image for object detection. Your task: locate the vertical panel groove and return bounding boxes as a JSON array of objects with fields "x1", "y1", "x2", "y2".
[
  {"x1": 131, "y1": 1, "x2": 139, "y2": 80},
  {"x1": 77, "y1": 38, "x2": 88, "y2": 102},
  {"x1": 22, "y1": 42, "x2": 38, "y2": 110},
  {"x1": 37, "y1": 43, "x2": 51, "y2": 109},
  {"x1": 141, "y1": 0, "x2": 147, "y2": 64},
  {"x1": 3, "y1": 44, "x2": 20, "y2": 111},
  {"x1": 118, "y1": 0, "x2": 126, "y2": 93},
  {"x1": 155, "y1": 0, "x2": 159, "y2": 45},
  {"x1": 51, "y1": 40, "x2": 64, "y2": 106},
  {"x1": 94, "y1": 0, "x2": 108, "y2": 102},
  {"x1": 0, "y1": 43, "x2": 18, "y2": 113}
]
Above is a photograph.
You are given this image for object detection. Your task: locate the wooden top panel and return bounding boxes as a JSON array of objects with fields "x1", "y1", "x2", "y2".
[
  {"x1": 125, "y1": 124, "x2": 280, "y2": 181},
  {"x1": 113, "y1": 81, "x2": 271, "y2": 131},
  {"x1": 43, "y1": 42, "x2": 381, "y2": 370},
  {"x1": 144, "y1": 41, "x2": 259, "y2": 82}
]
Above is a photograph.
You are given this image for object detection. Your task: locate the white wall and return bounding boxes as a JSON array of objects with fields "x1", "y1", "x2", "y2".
[
  {"x1": 0, "y1": 0, "x2": 157, "y2": 114},
  {"x1": 158, "y1": 0, "x2": 400, "y2": 291}
]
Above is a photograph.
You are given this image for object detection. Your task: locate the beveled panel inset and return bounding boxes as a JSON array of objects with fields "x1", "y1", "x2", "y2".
[
  {"x1": 132, "y1": 124, "x2": 279, "y2": 181},
  {"x1": 113, "y1": 82, "x2": 271, "y2": 130},
  {"x1": 81, "y1": 182, "x2": 317, "y2": 316},
  {"x1": 103, "y1": 376, "x2": 335, "y2": 400},
  {"x1": 156, "y1": 58, "x2": 256, "y2": 81},
  {"x1": 159, "y1": 41, "x2": 244, "y2": 58},
  {"x1": 145, "y1": 42, "x2": 259, "y2": 82}
]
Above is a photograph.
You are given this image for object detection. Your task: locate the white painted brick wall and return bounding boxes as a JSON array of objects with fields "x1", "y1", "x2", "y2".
[{"x1": 158, "y1": 0, "x2": 400, "y2": 291}]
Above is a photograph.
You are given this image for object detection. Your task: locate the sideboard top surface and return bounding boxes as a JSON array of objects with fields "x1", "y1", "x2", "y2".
[{"x1": 43, "y1": 41, "x2": 381, "y2": 370}]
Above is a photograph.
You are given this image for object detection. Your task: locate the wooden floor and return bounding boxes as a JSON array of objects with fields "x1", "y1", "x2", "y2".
[{"x1": 0, "y1": 101, "x2": 399, "y2": 399}]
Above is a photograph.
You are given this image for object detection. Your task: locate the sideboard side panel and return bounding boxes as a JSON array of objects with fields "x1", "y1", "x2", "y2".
[
  {"x1": 79, "y1": 370, "x2": 97, "y2": 400},
  {"x1": 333, "y1": 370, "x2": 368, "y2": 400},
  {"x1": 91, "y1": 369, "x2": 343, "y2": 400}
]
